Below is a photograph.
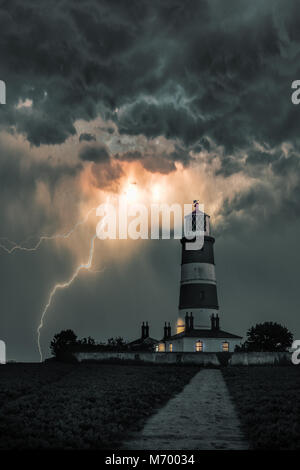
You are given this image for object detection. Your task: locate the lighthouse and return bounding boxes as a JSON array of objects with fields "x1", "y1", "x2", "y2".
[
  {"x1": 160, "y1": 202, "x2": 242, "y2": 353},
  {"x1": 177, "y1": 206, "x2": 218, "y2": 333}
]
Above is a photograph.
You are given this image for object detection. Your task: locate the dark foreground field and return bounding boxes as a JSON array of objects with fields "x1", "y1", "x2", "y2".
[
  {"x1": 0, "y1": 363, "x2": 198, "y2": 450},
  {"x1": 223, "y1": 367, "x2": 300, "y2": 450}
]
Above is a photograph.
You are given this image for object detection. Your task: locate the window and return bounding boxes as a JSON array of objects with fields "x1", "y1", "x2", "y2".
[
  {"x1": 169, "y1": 343, "x2": 173, "y2": 352},
  {"x1": 222, "y1": 341, "x2": 229, "y2": 352},
  {"x1": 195, "y1": 340, "x2": 203, "y2": 352},
  {"x1": 155, "y1": 345, "x2": 159, "y2": 352}
]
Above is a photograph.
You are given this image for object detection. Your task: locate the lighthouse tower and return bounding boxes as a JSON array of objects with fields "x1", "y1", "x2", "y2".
[
  {"x1": 177, "y1": 205, "x2": 219, "y2": 333},
  {"x1": 158, "y1": 202, "x2": 242, "y2": 353}
]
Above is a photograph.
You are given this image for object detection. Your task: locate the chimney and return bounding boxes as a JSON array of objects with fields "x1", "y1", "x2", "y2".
[
  {"x1": 189, "y1": 313, "x2": 194, "y2": 330},
  {"x1": 167, "y1": 322, "x2": 171, "y2": 338},
  {"x1": 185, "y1": 312, "x2": 190, "y2": 331},
  {"x1": 141, "y1": 322, "x2": 146, "y2": 339},
  {"x1": 163, "y1": 322, "x2": 168, "y2": 340},
  {"x1": 211, "y1": 314, "x2": 215, "y2": 330},
  {"x1": 215, "y1": 314, "x2": 220, "y2": 331},
  {"x1": 145, "y1": 321, "x2": 149, "y2": 338}
]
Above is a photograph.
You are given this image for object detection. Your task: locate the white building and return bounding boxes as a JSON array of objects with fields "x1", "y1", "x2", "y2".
[{"x1": 160, "y1": 314, "x2": 242, "y2": 353}]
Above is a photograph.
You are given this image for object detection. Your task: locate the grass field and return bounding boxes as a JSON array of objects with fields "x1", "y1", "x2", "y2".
[
  {"x1": 222, "y1": 366, "x2": 300, "y2": 450},
  {"x1": 0, "y1": 363, "x2": 198, "y2": 449}
]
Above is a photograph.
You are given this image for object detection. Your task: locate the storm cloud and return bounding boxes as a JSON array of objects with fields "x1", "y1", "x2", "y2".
[
  {"x1": 79, "y1": 143, "x2": 110, "y2": 163},
  {"x1": 0, "y1": 0, "x2": 298, "y2": 152}
]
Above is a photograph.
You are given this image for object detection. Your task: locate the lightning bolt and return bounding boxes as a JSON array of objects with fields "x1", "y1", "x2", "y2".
[
  {"x1": 0, "y1": 206, "x2": 96, "y2": 254},
  {"x1": 37, "y1": 232, "x2": 101, "y2": 362},
  {"x1": 0, "y1": 200, "x2": 107, "y2": 361},
  {"x1": 36, "y1": 201, "x2": 108, "y2": 362}
]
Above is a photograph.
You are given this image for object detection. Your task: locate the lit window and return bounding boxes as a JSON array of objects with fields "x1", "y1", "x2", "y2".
[
  {"x1": 176, "y1": 319, "x2": 185, "y2": 334},
  {"x1": 169, "y1": 343, "x2": 173, "y2": 352},
  {"x1": 195, "y1": 340, "x2": 203, "y2": 352},
  {"x1": 222, "y1": 341, "x2": 229, "y2": 352},
  {"x1": 155, "y1": 345, "x2": 159, "y2": 352}
]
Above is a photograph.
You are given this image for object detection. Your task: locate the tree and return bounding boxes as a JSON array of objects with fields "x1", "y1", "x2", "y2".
[
  {"x1": 107, "y1": 336, "x2": 127, "y2": 350},
  {"x1": 87, "y1": 336, "x2": 95, "y2": 346},
  {"x1": 79, "y1": 336, "x2": 96, "y2": 346},
  {"x1": 243, "y1": 322, "x2": 293, "y2": 352},
  {"x1": 50, "y1": 329, "x2": 78, "y2": 358}
]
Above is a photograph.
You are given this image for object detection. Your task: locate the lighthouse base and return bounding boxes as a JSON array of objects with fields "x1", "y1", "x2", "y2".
[
  {"x1": 177, "y1": 308, "x2": 220, "y2": 333},
  {"x1": 161, "y1": 310, "x2": 242, "y2": 353}
]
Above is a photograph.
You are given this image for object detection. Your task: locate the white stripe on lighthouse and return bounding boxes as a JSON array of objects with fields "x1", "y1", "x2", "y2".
[{"x1": 180, "y1": 263, "x2": 216, "y2": 285}]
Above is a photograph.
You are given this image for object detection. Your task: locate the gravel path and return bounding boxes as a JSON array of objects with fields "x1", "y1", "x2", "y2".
[{"x1": 123, "y1": 369, "x2": 248, "y2": 450}]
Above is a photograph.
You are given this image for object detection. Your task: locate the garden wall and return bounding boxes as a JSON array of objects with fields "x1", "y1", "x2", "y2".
[
  {"x1": 74, "y1": 351, "x2": 293, "y2": 366},
  {"x1": 74, "y1": 351, "x2": 220, "y2": 366},
  {"x1": 229, "y1": 351, "x2": 291, "y2": 366}
]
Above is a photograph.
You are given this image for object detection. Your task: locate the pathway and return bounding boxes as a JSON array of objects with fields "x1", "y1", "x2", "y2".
[{"x1": 123, "y1": 369, "x2": 248, "y2": 450}]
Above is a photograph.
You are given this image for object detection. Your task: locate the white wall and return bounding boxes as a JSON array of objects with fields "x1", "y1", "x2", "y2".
[
  {"x1": 75, "y1": 351, "x2": 220, "y2": 366},
  {"x1": 166, "y1": 337, "x2": 241, "y2": 353}
]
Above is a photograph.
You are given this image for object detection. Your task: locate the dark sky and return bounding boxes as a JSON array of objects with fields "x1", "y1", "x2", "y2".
[{"x1": 0, "y1": 0, "x2": 300, "y2": 361}]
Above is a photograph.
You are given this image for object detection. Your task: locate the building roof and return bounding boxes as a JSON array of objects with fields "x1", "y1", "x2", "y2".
[
  {"x1": 165, "y1": 328, "x2": 242, "y2": 341},
  {"x1": 128, "y1": 336, "x2": 159, "y2": 346}
]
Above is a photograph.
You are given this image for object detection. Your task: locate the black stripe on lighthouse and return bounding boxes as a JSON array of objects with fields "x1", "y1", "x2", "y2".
[
  {"x1": 181, "y1": 236, "x2": 215, "y2": 265},
  {"x1": 179, "y1": 283, "x2": 219, "y2": 309}
]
